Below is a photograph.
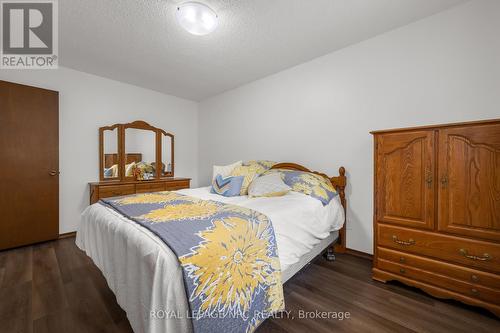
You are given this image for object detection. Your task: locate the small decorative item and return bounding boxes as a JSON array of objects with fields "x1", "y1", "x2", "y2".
[
  {"x1": 133, "y1": 162, "x2": 155, "y2": 181},
  {"x1": 151, "y1": 162, "x2": 166, "y2": 175},
  {"x1": 133, "y1": 166, "x2": 144, "y2": 181},
  {"x1": 143, "y1": 172, "x2": 154, "y2": 180}
]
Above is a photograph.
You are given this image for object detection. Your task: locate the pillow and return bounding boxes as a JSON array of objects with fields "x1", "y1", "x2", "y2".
[
  {"x1": 212, "y1": 160, "x2": 243, "y2": 181},
  {"x1": 125, "y1": 162, "x2": 136, "y2": 177},
  {"x1": 211, "y1": 174, "x2": 245, "y2": 197},
  {"x1": 229, "y1": 165, "x2": 261, "y2": 195},
  {"x1": 104, "y1": 164, "x2": 118, "y2": 178},
  {"x1": 248, "y1": 173, "x2": 291, "y2": 198},
  {"x1": 133, "y1": 162, "x2": 155, "y2": 180},
  {"x1": 135, "y1": 161, "x2": 154, "y2": 173},
  {"x1": 265, "y1": 169, "x2": 337, "y2": 205},
  {"x1": 243, "y1": 160, "x2": 276, "y2": 174}
]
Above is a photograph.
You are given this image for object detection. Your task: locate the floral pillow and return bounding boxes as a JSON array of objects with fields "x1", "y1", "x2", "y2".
[
  {"x1": 229, "y1": 164, "x2": 262, "y2": 195},
  {"x1": 264, "y1": 169, "x2": 337, "y2": 205},
  {"x1": 243, "y1": 160, "x2": 277, "y2": 175},
  {"x1": 131, "y1": 162, "x2": 155, "y2": 180},
  {"x1": 135, "y1": 161, "x2": 154, "y2": 173}
]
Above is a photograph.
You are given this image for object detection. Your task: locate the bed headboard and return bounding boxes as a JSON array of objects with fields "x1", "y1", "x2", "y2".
[
  {"x1": 104, "y1": 153, "x2": 143, "y2": 168},
  {"x1": 270, "y1": 163, "x2": 347, "y2": 253}
]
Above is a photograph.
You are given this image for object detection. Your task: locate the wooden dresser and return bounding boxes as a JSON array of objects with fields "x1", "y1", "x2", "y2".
[
  {"x1": 371, "y1": 119, "x2": 500, "y2": 317},
  {"x1": 90, "y1": 178, "x2": 191, "y2": 204}
]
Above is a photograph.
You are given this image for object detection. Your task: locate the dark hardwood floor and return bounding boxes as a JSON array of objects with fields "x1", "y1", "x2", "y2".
[{"x1": 0, "y1": 237, "x2": 498, "y2": 333}]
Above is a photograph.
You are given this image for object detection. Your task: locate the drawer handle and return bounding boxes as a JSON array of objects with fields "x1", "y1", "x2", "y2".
[
  {"x1": 399, "y1": 257, "x2": 406, "y2": 263},
  {"x1": 459, "y1": 249, "x2": 491, "y2": 261},
  {"x1": 471, "y1": 288, "x2": 479, "y2": 295},
  {"x1": 392, "y1": 235, "x2": 415, "y2": 246},
  {"x1": 471, "y1": 275, "x2": 479, "y2": 283},
  {"x1": 399, "y1": 268, "x2": 406, "y2": 274}
]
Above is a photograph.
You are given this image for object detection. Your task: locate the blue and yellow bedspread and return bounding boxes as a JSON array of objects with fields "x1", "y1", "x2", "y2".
[{"x1": 101, "y1": 191, "x2": 284, "y2": 333}]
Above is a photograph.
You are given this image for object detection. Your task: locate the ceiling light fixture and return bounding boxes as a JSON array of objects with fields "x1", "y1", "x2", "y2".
[{"x1": 176, "y1": 2, "x2": 218, "y2": 36}]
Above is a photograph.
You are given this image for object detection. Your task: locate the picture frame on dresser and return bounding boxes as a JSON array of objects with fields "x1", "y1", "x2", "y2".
[{"x1": 371, "y1": 118, "x2": 500, "y2": 317}]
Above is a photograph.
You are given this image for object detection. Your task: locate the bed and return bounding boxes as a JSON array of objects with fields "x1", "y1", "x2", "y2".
[{"x1": 76, "y1": 163, "x2": 347, "y2": 333}]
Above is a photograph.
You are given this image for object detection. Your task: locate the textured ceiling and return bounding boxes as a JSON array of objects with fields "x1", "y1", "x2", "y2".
[{"x1": 60, "y1": 0, "x2": 467, "y2": 101}]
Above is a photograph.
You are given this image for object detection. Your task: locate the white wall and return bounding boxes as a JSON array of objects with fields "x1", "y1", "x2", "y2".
[
  {"x1": 0, "y1": 67, "x2": 199, "y2": 234},
  {"x1": 198, "y1": 0, "x2": 500, "y2": 254}
]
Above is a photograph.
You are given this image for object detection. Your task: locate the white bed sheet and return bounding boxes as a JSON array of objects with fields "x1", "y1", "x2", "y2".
[
  {"x1": 76, "y1": 188, "x2": 344, "y2": 333},
  {"x1": 176, "y1": 187, "x2": 345, "y2": 270}
]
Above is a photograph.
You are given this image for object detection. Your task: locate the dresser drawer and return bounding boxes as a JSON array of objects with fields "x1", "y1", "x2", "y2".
[
  {"x1": 377, "y1": 258, "x2": 500, "y2": 305},
  {"x1": 377, "y1": 224, "x2": 500, "y2": 274},
  {"x1": 165, "y1": 180, "x2": 190, "y2": 191},
  {"x1": 136, "y1": 182, "x2": 166, "y2": 193},
  {"x1": 377, "y1": 247, "x2": 500, "y2": 290},
  {"x1": 99, "y1": 185, "x2": 135, "y2": 198}
]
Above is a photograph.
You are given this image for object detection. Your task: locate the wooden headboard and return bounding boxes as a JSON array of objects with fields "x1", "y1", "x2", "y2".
[
  {"x1": 270, "y1": 163, "x2": 347, "y2": 253},
  {"x1": 104, "y1": 153, "x2": 142, "y2": 168}
]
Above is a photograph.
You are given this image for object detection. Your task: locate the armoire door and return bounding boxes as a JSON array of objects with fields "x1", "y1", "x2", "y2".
[
  {"x1": 438, "y1": 123, "x2": 500, "y2": 242},
  {"x1": 376, "y1": 130, "x2": 435, "y2": 229},
  {"x1": 0, "y1": 80, "x2": 59, "y2": 250}
]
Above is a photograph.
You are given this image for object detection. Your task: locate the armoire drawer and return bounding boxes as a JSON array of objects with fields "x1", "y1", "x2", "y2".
[
  {"x1": 377, "y1": 258, "x2": 500, "y2": 305},
  {"x1": 377, "y1": 247, "x2": 500, "y2": 290},
  {"x1": 99, "y1": 184, "x2": 135, "y2": 198},
  {"x1": 377, "y1": 224, "x2": 500, "y2": 274},
  {"x1": 136, "y1": 182, "x2": 166, "y2": 193}
]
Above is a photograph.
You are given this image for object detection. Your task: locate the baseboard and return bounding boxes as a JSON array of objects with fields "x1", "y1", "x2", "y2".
[
  {"x1": 345, "y1": 248, "x2": 373, "y2": 260},
  {"x1": 58, "y1": 231, "x2": 76, "y2": 239}
]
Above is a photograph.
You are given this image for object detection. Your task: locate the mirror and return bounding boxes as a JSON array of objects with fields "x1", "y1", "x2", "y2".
[
  {"x1": 161, "y1": 133, "x2": 174, "y2": 177},
  {"x1": 99, "y1": 121, "x2": 175, "y2": 181},
  {"x1": 102, "y1": 127, "x2": 119, "y2": 179},
  {"x1": 124, "y1": 128, "x2": 156, "y2": 180}
]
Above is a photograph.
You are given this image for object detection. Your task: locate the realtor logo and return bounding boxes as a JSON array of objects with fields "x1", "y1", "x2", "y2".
[{"x1": 1, "y1": 0, "x2": 58, "y2": 69}]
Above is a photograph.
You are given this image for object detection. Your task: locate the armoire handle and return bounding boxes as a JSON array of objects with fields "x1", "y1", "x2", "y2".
[
  {"x1": 440, "y1": 176, "x2": 448, "y2": 188},
  {"x1": 425, "y1": 176, "x2": 433, "y2": 188}
]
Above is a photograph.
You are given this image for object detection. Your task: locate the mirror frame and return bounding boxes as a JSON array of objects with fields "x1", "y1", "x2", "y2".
[
  {"x1": 161, "y1": 132, "x2": 175, "y2": 178},
  {"x1": 99, "y1": 123, "x2": 121, "y2": 181},
  {"x1": 99, "y1": 120, "x2": 174, "y2": 181}
]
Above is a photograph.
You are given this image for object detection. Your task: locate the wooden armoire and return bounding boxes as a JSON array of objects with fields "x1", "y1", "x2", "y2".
[{"x1": 372, "y1": 119, "x2": 500, "y2": 317}]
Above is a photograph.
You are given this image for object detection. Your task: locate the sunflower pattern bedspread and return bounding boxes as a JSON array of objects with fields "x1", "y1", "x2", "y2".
[{"x1": 101, "y1": 191, "x2": 284, "y2": 333}]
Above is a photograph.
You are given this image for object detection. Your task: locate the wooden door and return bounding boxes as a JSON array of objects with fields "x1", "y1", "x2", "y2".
[
  {"x1": 376, "y1": 130, "x2": 435, "y2": 230},
  {"x1": 438, "y1": 123, "x2": 500, "y2": 242},
  {"x1": 0, "y1": 80, "x2": 59, "y2": 249}
]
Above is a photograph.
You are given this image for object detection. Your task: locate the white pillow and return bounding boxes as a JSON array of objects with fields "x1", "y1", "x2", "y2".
[
  {"x1": 248, "y1": 173, "x2": 291, "y2": 198},
  {"x1": 212, "y1": 161, "x2": 242, "y2": 181},
  {"x1": 125, "y1": 161, "x2": 136, "y2": 177},
  {"x1": 110, "y1": 164, "x2": 118, "y2": 178}
]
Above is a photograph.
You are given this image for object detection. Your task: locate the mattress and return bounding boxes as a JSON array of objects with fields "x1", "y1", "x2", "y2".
[{"x1": 76, "y1": 187, "x2": 344, "y2": 333}]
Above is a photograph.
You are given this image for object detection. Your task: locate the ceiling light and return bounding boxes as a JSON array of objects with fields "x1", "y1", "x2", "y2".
[{"x1": 176, "y1": 2, "x2": 218, "y2": 36}]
